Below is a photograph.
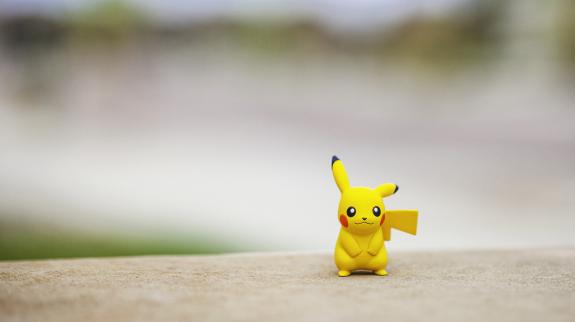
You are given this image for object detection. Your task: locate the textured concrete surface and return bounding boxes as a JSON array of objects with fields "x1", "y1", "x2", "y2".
[{"x1": 1, "y1": 249, "x2": 574, "y2": 322}]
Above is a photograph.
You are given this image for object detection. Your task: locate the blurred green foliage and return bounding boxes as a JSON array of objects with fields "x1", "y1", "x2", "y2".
[
  {"x1": 0, "y1": 218, "x2": 238, "y2": 261},
  {"x1": 557, "y1": 1, "x2": 575, "y2": 68},
  {"x1": 0, "y1": 0, "x2": 505, "y2": 68},
  {"x1": 377, "y1": 2, "x2": 504, "y2": 68},
  {"x1": 1, "y1": 0, "x2": 574, "y2": 82},
  {"x1": 66, "y1": 0, "x2": 148, "y2": 43},
  {"x1": 2, "y1": 0, "x2": 574, "y2": 72}
]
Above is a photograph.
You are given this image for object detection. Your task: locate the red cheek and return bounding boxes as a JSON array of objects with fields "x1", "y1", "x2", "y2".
[
  {"x1": 339, "y1": 215, "x2": 348, "y2": 228},
  {"x1": 380, "y1": 214, "x2": 386, "y2": 226}
]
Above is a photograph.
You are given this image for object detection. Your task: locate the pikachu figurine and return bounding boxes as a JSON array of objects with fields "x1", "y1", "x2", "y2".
[{"x1": 331, "y1": 156, "x2": 418, "y2": 276}]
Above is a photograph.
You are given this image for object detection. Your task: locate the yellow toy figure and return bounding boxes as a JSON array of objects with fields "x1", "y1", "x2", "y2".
[{"x1": 331, "y1": 156, "x2": 419, "y2": 277}]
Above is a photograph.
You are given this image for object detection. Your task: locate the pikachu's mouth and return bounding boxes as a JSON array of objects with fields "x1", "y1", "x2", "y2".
[{"x1": 355, "y1": 222, "x2": 374, "y2": 225}]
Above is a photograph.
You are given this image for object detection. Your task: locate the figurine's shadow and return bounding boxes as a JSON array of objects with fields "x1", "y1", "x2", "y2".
[{"x1": 345, "y1": 270, "x2": 384, "y2": 276}]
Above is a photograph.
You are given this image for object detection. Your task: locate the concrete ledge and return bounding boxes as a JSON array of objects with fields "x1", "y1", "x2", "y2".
[{"x1": 1, "y1": 249, "x2": 574, "y2": 322}]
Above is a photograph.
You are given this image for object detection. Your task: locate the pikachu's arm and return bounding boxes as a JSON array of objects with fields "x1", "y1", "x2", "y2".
[
  {"x1": 367, "y1": 228, "x2": 383, "y2": 255},
  {"x1": 383, "y1": 210, "x2": 418, "y2": 241},
  {"x1": 339, "y1": 229, "x2": 362, "y2": 257}
]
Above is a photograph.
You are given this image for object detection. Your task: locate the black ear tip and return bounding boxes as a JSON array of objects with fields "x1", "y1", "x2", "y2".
[
  {"x1": 394, "y1": 185, "x2": 399, "y2": 193},
  {"x1": 331, "y1": 155, "x2": 339, "y2": 167}
]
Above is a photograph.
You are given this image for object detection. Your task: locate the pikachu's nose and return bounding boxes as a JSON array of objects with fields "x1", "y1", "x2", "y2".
[{"x1": 362, "y1": 217, "x2": 367, "y2": 221}]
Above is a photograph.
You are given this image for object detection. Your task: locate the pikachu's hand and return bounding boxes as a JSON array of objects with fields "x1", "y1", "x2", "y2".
[
  {"x1": 340, "y1": 230, "x2": 363, "y2": 258},
  {"x1": 349, "y1": 248, "x2": 362, "y2": 258},
  {"x1": 367, "y1": 229, "x2": 384, "y2": 256},
  {"x1": 367, "y1": 246, "x2": 379, "y2": 256}
]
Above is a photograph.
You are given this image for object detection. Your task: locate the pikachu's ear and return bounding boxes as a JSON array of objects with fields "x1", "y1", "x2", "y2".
[
  {"x1": 331, "y1": 155, "x2": 350, "y2": 193},
  {"x1": 376, "y1": 183, "x2": 398, "y2": 198}
]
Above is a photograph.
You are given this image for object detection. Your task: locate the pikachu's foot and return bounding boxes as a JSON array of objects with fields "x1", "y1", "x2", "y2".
[
  {"x1": 374, "y1": 269, "x2": 388, "y2": 276},
  {"x1": 338, "y1": 270, "x2": 352, "y2": 277}
]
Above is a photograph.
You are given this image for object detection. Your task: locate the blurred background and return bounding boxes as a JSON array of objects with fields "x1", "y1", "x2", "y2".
[{"x1": 0, "y1": 0, "x2": 574, "y2": 260}]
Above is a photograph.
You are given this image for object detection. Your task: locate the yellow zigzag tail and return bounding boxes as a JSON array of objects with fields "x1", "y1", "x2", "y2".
[{"x1": 383, "y1": 210, "x2": 418, "y2": 241}]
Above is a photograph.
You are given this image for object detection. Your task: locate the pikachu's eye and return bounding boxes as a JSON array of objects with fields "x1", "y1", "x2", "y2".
[
  {"x1": 373, "y1": 206, "x2": 381, "y2": 217},
  {"x1": 346, "y1": 207, "x2": 356, "y2": 217}
]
